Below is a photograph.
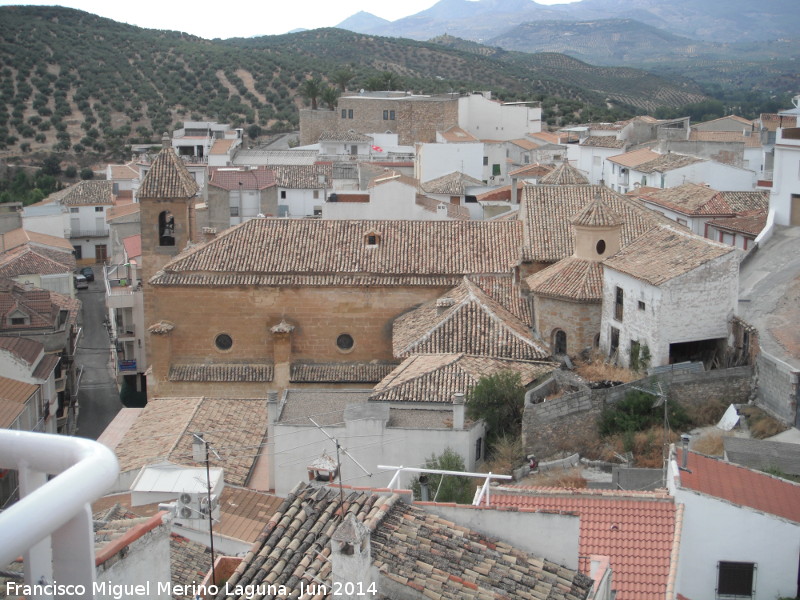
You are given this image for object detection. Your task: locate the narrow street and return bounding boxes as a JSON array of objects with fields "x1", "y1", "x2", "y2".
[{"x1": 74, "y1": 264, "x2": 123, "y2": 440}]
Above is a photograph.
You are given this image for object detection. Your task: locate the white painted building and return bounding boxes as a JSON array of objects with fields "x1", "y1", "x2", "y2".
[
  {"x1": 599, "y1": 225, "x2": 739, "y2": 367},
  {"x1": 21, "y1": 203, "x2": 67, "y2": 239},
  {"x1": 415, "y1": 141, "x2": 484, "y2": 184},
  {"x1": 574, "y1": 137, "x2": 628, "y2": 185},
  {"x1": 667, "y1": 447, "x2": 800, "y2": 600},
  {"x1": 767, "y1": 98, "x2": 800, "y2": 228},
  {"x1": 458, "y1": 92, "x2": 542, "y2": 141},
  {"x1": 268, "y1": 390, "x2": 485, "y2": 497},
  {"x1": 481, "y1": 140, "x2": 509, "y2": 186}
]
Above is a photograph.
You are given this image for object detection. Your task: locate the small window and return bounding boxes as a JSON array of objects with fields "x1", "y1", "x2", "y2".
[
  {"x1": 280, "y1": 190, "x2": 286, "y2": 199},
  {"x1": 73, "y1": 245, "x2": 82, "y2": 260},
  {"x1": 11, "y1": 317, "x2": 26, "y2": 326},
  {"x1": 483, "y1": 156, "x2": 488, "y2": 166},
  {"x1": 383, "y1": 110, "x2": 389, "y2": 120},
  {"x1": 638, "y1": 300, "x2": 646, "y2": 311},
  {"x1": 614, "y1": 286, "x2": 624, "y2": 322},
  {"x1": 94, "y1": 206, "x2": 104, "y2": 212},
  {"x1": 70, "y1": 207, "x2": 79, "y2": 213},
  {"x1": 677, "y1": 218, "x2": 688, "y2": 226},
  {"x1": 609, "y1": 327, "x2": 620, "y2": 357},
  {"x1": 492, "y1": 164, "x2": 501, "y2": 176},
  {"x1": 367, "y1": 235, "x2": 377, "y2": 245},
  {"x1": 158, "y1": 210, "x2": 175, "y2": 247},
  {"x1": 475, "y1": 438, "x2": 483, "y2": 461},
  {"x1": 718, "y1": 561, "x2": 754, "y2": 597},
  {"x1": 348, "y1": 109, "x2": 353, "y2": 119},
  {"x1": 214, "y1": 333, "x2": 233, "y2": 351},
  {"x1": 341, "y1": 109, "x2": 347, "y2": 119},
  {"x1": 313, "y1": 190, "x2": 319, "y2": 199},
  {"x1": 230, "y1": 206, "x2": 239, "y2": 217},
  {"x1": 336, "y1": 333, "x2": 354, "y2": 351},
  {"x1": 596, "y1": 239, "x2": 606, "y2": 255},
  {"x1": 389, "y1": 110, "x2": 395, "y2": 120}
]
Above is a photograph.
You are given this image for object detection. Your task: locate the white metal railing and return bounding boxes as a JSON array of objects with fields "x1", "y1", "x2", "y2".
[
  {"x1": 378, "y1": 465, "x2": 511, "y2": 506},
  {"x1": 0, "y1": 430, "x2": 119, "y2": 599}
]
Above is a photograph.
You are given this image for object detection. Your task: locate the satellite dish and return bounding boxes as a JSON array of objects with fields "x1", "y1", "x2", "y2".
[{"x1": 179, "y1": 492, "x2": 192, "y2": 505}]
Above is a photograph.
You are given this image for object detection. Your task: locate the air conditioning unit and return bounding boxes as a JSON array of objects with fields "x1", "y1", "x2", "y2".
[{"x1": 177, "y1": 492, "x2": 195, "y2": 520}]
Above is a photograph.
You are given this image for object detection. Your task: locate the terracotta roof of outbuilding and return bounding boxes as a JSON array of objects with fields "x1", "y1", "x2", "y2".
[
  {"x1": 580, "y1": 136, "x2": 626, "y2": 149},
  {"x1": 32, "y1": 353, "x2": 60, "y2": 380},
  {"x1": 438, "y1": 126, "x2": 479, "y2": 142},
  {"x1": 0, "y1": 375, "x2": 38, "y2": 427},
  {"x1": 392, "y1": 278, "x2": 547, "y2": 360},
  {"x1": 468, "y1": 274, "x2": 531, "y2": 322},
  {"x1": 138, "y1": 148, "x2": 200, "y2": 199},
  {"x1": 489, "y1": 487, "x2": 678, "y2": 600},
  {"x1": 113, "y1": 397, "x2": 268, "y2": 486},
  {"x1": 675, "y1": 449, "x2": 800, "y2": 523},
  {"x1": 638, "y1": 183, "x2": 727, "y2": 216},
  {"x1": 526, "y1": 258, "x2": 604, "y2": 302},
  {"x1": 318, "y1": 130, "x2": 373, "y2": 142},
  {"x1": 603, "y1": 225, "x2": 735, "y2": 286},
  {"x1": 415, "y1": 195, "x2": 471, "y2": 220},
  {"x1": 209, "y1": 138, "x2": 237, "y2": 155},
  {"x1": 707, "y1": 211, "x2": 767, "y2": 236},
  {"x1": 538, "y1": 161, "x2": 589, "y2": 185},
  {"x1": 152, "y1": 219, "x2": 522, "y2": 286},
  {"x1": 0, "y1": 336, "x2": 44, "y2": 365},
  {"x1": 273, "y1": 164, "x2": 332, "y2": 189},
  {"x1": 108, "y1": 163, "x2": 140, "y2": 180},
  {"x1": 0, "y1": 228, "x2": 74, "y2": 253},
  {"x1": 290, "y1": 362, "x2": 399, "y2": 384},
  {"x1": 688, "y1": 130, "x2": 762, "y2": 148},
  {"x1": 634, "y1": 153, "x2": 704, "y2": 174},
  {"x1": 720, "y1": 190, "x2": 770, "y2": 213},
  {"x1": 420, "y1": 171, "x2": 483, "y2": 195},
  {"x1": 759, "y1": 112, "x2": 797, "y2": 131},
  {"x1": 509, "y1": 137, "x2": 538, "y2": 150},
  {"x1": 214, "y1": 484, "x2": 593, "y2": 600},
  {"x1": 367, "y1": 170, "x2": 418, "y2": 189},
  {"x1": 169, "y1": 533, "x2": 212, "y2": 598},
  {"x1": 0, "y1": 245, "x2": 75, "y2": 277},
  {"x1": 509, "y1": 163, "x2": 553, "y2": 178},
  {"x1": 0, "y1": 280, "x2": 69, "y2": 330},
  {"x1": 106, "y1": 202, "x2": 140, "y2": 222},
  {"x1": 521, "y1": 185, "x2": 671, "y2": 263},
  {"x1": 371, "y1": 353, "x2": 555, "y2": 403},
  {"x1": 607, "y1": 148, "x2": 660, "y2": 168},
  {"x1": 57, "y1": 180, "x2": 114, "y2": 206},
  {"x1": 208, "y1": 167, "x2": 276, "y2": 191},
  {"x1": 168, "y1": 363, "x2": 274, "y2": 382}
]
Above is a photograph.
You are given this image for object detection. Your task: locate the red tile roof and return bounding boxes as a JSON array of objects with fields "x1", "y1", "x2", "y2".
[
  {"x1": 122, "y1": 235, "x2": 142, "y2": 260},
  {"x1": 675, "y1": 449, "x2": 800, "y2": 523},
  {"x1": 208, "y1": 166, "x2": 276, "y2": 191},
  {"x1": 490, "y1": 488, "x2": 678, "y2": 600}
]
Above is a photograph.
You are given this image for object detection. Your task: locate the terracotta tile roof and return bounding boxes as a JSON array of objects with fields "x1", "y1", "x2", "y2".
[
  {"x1": 370, "y1": 353, "x2": 555, "y2": 403},
  {"x1": 474, "y1": 184, "x2": 512, "y2": 202},
  {"x1": 420, "y1": 171, "x2": 483, "y2": 195},
  {"x1": 152, "y1": 219, "x2": 522, "y2": 286},
  {"x1": 49, "y1": 289, "x2": 80, "y2": 327},
  {"x1": 638, "y1": 183, "x2": 728, "y2": 216},
  {"x1": 696, "y1": 115, "x2": 753, "y2": 128},
  {"x1": 122, "y1": 235, "x2": 142, "y2": 260},
  {"x1": 114, "y1": 397, "x2": 268, "y2": 486},
  {"x1": 529, "y1": 131, "x2": 566, "y2": 145},
  {"x1": 0, "y1": 374, "x2": 38, "y2": 427},
  {"x1": 319, "y1": 130, "x2": 373, "y2": 142},
  {"x1": 521, "y1": 184, "x2": 671, "y2": 263},
  {"x1": 580, "y1": 136, "x2": 626, "y2": 149},
  {"x1": 109, "y1": 163, "x2": 140, "y2": 180},
  {"x1": 438, "y1": 126, "x2": 479, "y2": 142},
  {"x1": 571, "y1": 195, "x2": 624, "y2": 227},
  {"x1": 510, "y1": 163, "x2": 553, "y2": 178},
  {"x1": 169, "y1": 533, "x2": 211, "y2": 598},
  {"x1": 706, "y1": 211, "x2": 767, "y2": 236},
  {"x1": 273, "y1": 164, "x2": 332, "y2": 189},
  {"x1": 509, "y1": 137, "x2": 538, "y2": 150},
  {"x1": 138, "y1": 147, "x2": 200, "y2": 200},
  {"x1": 539, "y1": 161, "x2": 589, "y2": 185},
  {"x1": 688, "y1": 130, "x2": 762, "y2": 148},
  {"x1": 415, "y1": 195, "x2": 471, "y2": 220},
  {"x1": 168, "y1": 363, "x2": 274, "y2": 383},
  {"x1": 468, "y1": 274, "x2": 531, "y2": 322},
  {"x1": 92, "y1": 506, "x2": 154, "y2": 556},
  {"x1": 32, "y1": 352, "x2": 60, "y2": 380},
  {"x1": 0, "y1": 228, "x2": 74, "y2": 253},
  {"x1": 0, "y1": 280, "x2": 62, "y2": 330},
  {"x1": 0, "y1": 245, "x2": 75, "y2": 278},
  {"x1": 367, "y1": 170, "x2": 419, "y2": 189},
  {"x1": 393, "y1": 278, "x2": 547, "y2": 360},
  {"x1": 290, "y1": 362, "x2": 398, "y2": 383},
  {"x1": 759, "y1": 112, "x2": 797, "y2": 131},
  {"x1": 208, "y1": 166, "x2": 276, "y2": 191},
  {"x1": 106, "y1": 202, "x2": 140, "y2": 222},
  {"x1": 720, "y1": 190, "x2": 770, "y2": 213},
  {"x1": 635, "y1": 153, "x2": 704, "y2": 174},
  {"x1": 608, "y1": 148, "x2": 661, "y2": 168},
  {"x1": 489, "y1": 487, "x2": 678, "y2": 600},
  {"x1": 675, "y1": 449, "x2": 800, "y2": 523},
  {"x1": 214, "y1": 484, "x2": 593, "y2": 600},
  {"x1": 526, "y1": 257, "x2": 604, "y2": 302},
  {"x1": 603, "y1": 225, "x2": 735, "y2": 286},
  {"x1": 57, "y1": 180, "x2": 114, "y2": 206}
]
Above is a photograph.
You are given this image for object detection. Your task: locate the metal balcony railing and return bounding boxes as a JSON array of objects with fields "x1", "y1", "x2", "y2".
[{"x1": 0, "y1": 430, "x2": 119, "y2": 599}]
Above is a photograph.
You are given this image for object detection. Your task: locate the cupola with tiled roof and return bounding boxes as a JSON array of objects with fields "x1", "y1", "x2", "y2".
[
  {"x1": 138, "y1": 134, "x2": 199, "y2": 200},
  {"x1": 539, "y1": 159, "x2": 589, "y2": 185},
  {"x1": 571, "y1": 194, "x2": 624, "y2": 261}
]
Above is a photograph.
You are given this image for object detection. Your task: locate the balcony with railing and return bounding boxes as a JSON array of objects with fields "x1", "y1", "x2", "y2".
[
  {"x1": 68, "y1": 226, "x2": 109, "y2": 238},
  {"x1": 0, "y1": 430, "x2": 119, "y2": 599}
]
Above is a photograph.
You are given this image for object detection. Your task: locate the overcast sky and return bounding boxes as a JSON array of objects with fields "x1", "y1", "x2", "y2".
[{"x1": 1, "y1": 0, "x2": 581, "y2": 39}]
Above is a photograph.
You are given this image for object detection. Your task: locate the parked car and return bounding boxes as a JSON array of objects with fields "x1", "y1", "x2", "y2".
[
  {"x1": 74, "y1": 274, "x2": 89, "y2": 289},
  {"x1": 80, "y1": 266, "x2": 95, "y2": 282}
]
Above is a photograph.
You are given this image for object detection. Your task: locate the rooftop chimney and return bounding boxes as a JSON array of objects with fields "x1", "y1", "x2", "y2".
[
  {"x1": 331, "y1": 514, "x2": 375, "y2": 600},
  {"x1": 452, "y1": 392, "x2": 465, "y2": 430},
  {"x1": 436, "y1": 297, "x2": 455, "y2": 315},
  {"x1": 192, "y1": 432, "x2": 205, "y2": 462},
  {"x1": 681, "y1": 434, "x2": 690, "y2": 470}
]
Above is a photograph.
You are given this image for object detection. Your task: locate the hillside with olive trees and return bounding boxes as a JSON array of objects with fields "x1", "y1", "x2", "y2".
[{"x1": 0, "y1": 5, "x2": 710, "y2": 162}]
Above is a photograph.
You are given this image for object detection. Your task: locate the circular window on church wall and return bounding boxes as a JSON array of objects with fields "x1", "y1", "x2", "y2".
[
  {"x1": 214, "y1": 333, "x2": 233, "y2": 351},
  {"x1": 336, "y1": 333, "x2": 355, "y2": 353},
  {"x1": 596, "y1": 239, "x2": 606, "y2": 255}
]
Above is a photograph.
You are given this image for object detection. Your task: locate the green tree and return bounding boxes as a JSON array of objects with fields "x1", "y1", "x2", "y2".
[
  {"x1": 41, "y1": 155, "x2": 61, "y2": 176},
  {"x1": 467, "y1": 371, "x2": 526, "y2": 445},
  {"x1": 64, "y1": 165, "x2": 77, "y2": 178},
  {"x1": 331, "y1": 68, "x2": 355, "y2": 93},
  {"x1": 247, "y1": 123, "x2": 261, "y2": 140},
  {"x1": 80, "y1": 168, "x2": 94, "y2": 180},
  {"x1": 409, "y1": 448, "x2": 473, "y2": 504},
  {"x1": 598, "y1": 390, "x2": 690, "y2": 437},
  {"x1": 298, "y1": 77, "x2": 323, "y2": 110},
  {"x1": 320, "y1": 85, "x2": 340, "y2": 111}
]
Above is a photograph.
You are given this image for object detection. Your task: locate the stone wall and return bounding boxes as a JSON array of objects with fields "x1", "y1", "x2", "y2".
[
  {"x1": 533, "y1": 295, "x2": 601, "y2": 356},
  {"x1": 755, "y1": 352, "x2": 799, "y2": 425},
  {"x1": 522, "y1": 365, "x2": 754, "y2": 458}
]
